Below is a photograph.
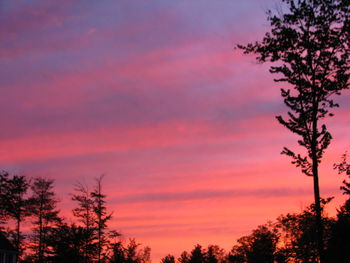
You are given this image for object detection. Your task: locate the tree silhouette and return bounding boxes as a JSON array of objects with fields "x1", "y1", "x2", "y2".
[
  {"x1": 45, "y1": 223, "x2": 94, "y2": 263},
  {"x1": 227, "y1": 250, "x2": 245, "y2": 263},
  {"x1": 0, "y1": 171, "x2": 10, "y2": 226},
  {"x1": 178, "y1": 245, "x2": 227, "y2": 263},
  {"x1": 327, "y1": 199, "x2": 350, "y2": 262},
  {"x1": 277, "y1": 199, "x2": 334, "y2": 262},
  {"x1": 109, "y1": 241, "x2": 126, "y2": 263},
  {"x1": 91, "y1": 175, "x2": 112, "y2": 263},
  {"x1": 161, "y1": 254, "x2": 175, "y2": 263},
  {"x1": 0, "y1": 173, "x2": 145, "y2": 263},
  {"x1": 0, "y1": 172, "x2": 30, "y2": 260},
  {"x1": 178, "y1": 251, "x2": 191, "y2": 263},
  {"x1": 109, "y1": 238, "x2": 151, "y2": 263},
  {"x1": 189, "y1": 245, "x2": 205, "y2": 263},
  {"x1": 125, "y1": 239, "x2": 151, "y2": 263},
  {"x1": 72, "y1": 182, "x2": 95, "y2": 231},
  {"x1": 229, "y1": 224, "x2": 279, "y2": 263},
  {"x1": 72, "y1": 182, "x2": 97, "y2": 262},
  {"x1": 205, "y1": 245, "x2": 226, "y2": 263},
  {"x1": 334, "y1": 152, "x2": 350, "y2": 195},
  {"x1": 329, "y1": 152, "x2": 350, "y2": 262},
  {"x1": 238, "y1": 1, "x2": 349, "y2": 261},
  {"x1": 5, "y1": 171, "x2": 350, "y2": 262},
  {"x1": 29, "y1": 177, "x2": 61, "y2": 263}
]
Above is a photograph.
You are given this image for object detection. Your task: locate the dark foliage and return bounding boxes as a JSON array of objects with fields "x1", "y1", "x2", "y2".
[
  {"x1": 0, "y1": 171, "x2": 10, "y2": 225},
  {"x1": 238, "y1": 1, "x2": 349, "y2": 261},
  {"x1": 109, "y1": 238, "x2": 151, "y2": 263},
  {"x1": 328, "y1": 153, "x2": 350, "y2": 262},
  {"x1": 327, "y1": 199, "x2": 350, "y2": 262},
  {"x1": 229, "y1": 224, "x2": 279, "y2": 263},
  {"x1": 28, "y1": 177, "x2": 61, "y2": 263},
  {"x1": 0, "y1": 172, "x2": 30, "y2": 257},
  {"x1": 1, "y1": 169, "x2": 350, "y2": 262},
  {"x1": 334, "y1": 152, "x2": 350, "y2": 195},
  {"x1": 45, "y1": 223, "x2": 96, "y2": 263},
  {"x1": 91, "y1": 175, "x2": 113, "y2": 263},
  {"x1": 178, "y1": 244, "x2": 227, "y2": 263},
  {"x1": 161, "y1": 254, "x2": 176, "y2": 263},
  {"x1": 205, "y1": 245, "x2": 225, "y2": 263},
  {"x1": 72, "y1": 182, "x2": 98, "y2": 262},
  {"x1": 277, "y1": 199, "x2": 335, "y2": 262},
  {"x1": 178, "y1": 251, "x2": 191, "y2": 263}
]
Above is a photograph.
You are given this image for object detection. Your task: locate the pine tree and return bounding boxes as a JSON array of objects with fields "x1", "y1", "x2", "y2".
[
  {"x1": 178, "y1": 251, "x2": 191, "y2": 263},
  {"x1": 0, "y1": 171, "x2": 10, "y2": 226},
  {"x1": 91, "y1": 175, "x2": 112, "y2": 263},
  {"x1": 46, "y1": 223, "x2": 96, "y2": 263},
  {"x1": 205, "y1": 245, "x2": 225, "y2": 263},
  {"x1": 72, "y1": 182, "x2": 97, "y2": 262},
  {"x1": 29, "y1": 177, "x2": 61, "y2": 263},
  {"x1": 0, "y1": 172, "x2": 30, "y2": 259},
  {"x1": 161, "y1": 255, "x2": 175, "y2": 263},
  {"x1": 189, "y1": 245, "x2": 205, "y2": 263}
]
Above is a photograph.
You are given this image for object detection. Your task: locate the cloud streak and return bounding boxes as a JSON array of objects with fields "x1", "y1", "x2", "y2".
[{"x1": 114, "y1": 187, "x2": 315, "y2": 204}]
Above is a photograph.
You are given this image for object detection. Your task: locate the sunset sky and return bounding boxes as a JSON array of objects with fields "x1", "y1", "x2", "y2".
[{"x1": 1, "y1": 0, "x2": 349, "y2": 261}]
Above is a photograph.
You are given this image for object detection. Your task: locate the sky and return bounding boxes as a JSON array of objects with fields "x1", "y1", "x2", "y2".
[{"x1": 1, "y1": 0, "x2": 349, "y2": 261}]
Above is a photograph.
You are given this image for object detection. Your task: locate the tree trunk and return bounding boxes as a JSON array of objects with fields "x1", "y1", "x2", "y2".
[
  {"x1": 311, "y1": 99, "x2": 324, "y2": 263},
  {"x1": 15, "y1": 217, "x2": 20, "y2": 263},
  {"x1": 312, "y1": 158, "x2": 324, "y2": 263},
  {"x1": 98, "y1": 210, "x2": 101, "y2": 263},
  {"x1": 38, "y1": 202, "x2": 43, "y2": 263}
]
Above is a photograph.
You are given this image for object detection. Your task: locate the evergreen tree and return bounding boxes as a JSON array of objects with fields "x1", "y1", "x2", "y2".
[
  {"x1": 189, "y1": 245, "x2": 205, "y2": 263},
  {"x1": 46, "y1": 223, "x2": 94, "y2": 263},
  {"x1": 5, "y1": 175, "x2": 30, "y2": 257},
  {"x1": 161, "y1": 254, "x2": 175, "y2": 263},
  {"x1": 91, "y1": 175, "x2": 112, "y2": 263},
  {"x1": 29, "y1": 177, "x2": 61, "y2": 263},
  {"x1": 124, "y1": 239, "x2": 151, "y2": 263},
  {"x1": 0, "y1": 172, "x2": 30, "y2": 259},
  {"x1": 205, "y1": 245, "x2": 225, "y2": 263},
  {"x1": 238, "y1": 1, "x2": 349, "y2": 261},
  {"x1": 109, "y1": 241, "x2": 126, "y2": 263},
  {"x1": 0, "y1": 171, "x2": 9, "y2": 226},
  {"x1": 109, "y1": 238, "x2": 151, "y2": 263},
  {"x1": 72, "y1": 182, "x2": 97, "y2": 262},
  {"x1": 178, "y1": 251, "x2": 191, "y2": 263}
]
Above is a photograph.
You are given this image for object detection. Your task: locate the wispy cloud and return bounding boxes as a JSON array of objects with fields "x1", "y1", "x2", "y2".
[{"x1": 114, "y1": 187, "x2": 314, "y2": 204}]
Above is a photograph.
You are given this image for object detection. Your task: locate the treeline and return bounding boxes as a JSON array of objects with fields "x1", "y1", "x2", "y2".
[
  {"x1": 0, "y1": 155, "x2": 349, "y2": 263},
  {"x1": 159, "y1": 155, "x2": 350, "y2": 263},
  {"x1": 0, "y1": 173, "x2": 150, "y2": 263}
]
